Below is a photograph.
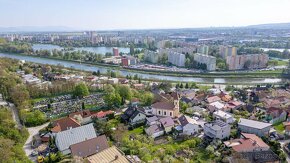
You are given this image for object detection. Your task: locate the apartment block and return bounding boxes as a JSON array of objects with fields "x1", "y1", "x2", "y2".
[
  {"x1": 193, "y1": 53, "x2": 216, "y2": 71},
  {"x1": 144, "y1": 50, "x2": 161, "y2": 64},
  {"x1": 168, "y1": 51, "x2": 185, "y2": 67},
  {"x1": 197, "y1": 45, "x2": 209, "y2": 55},
  {"x1": 226, "y1": 54, "x2": 269, "y2": 70},
  {"x1": 219, "y1": 46, "x2": 237, "y2": 59}
]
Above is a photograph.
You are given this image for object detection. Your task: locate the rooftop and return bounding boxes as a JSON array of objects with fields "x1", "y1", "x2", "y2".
[
  {"x1": 238, "y1": 118, "x2": 272, "y2": 129},
  {"x1": 55, "y1": 124, "x2": 97, "y2": 152},
  {"x1": 87, "y1": 146, "x2": 129, "y2": 163}
]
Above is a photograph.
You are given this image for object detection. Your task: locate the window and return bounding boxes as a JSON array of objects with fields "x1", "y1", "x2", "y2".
[
  {"x1": 170, "y1": 112, "x2": 172, "y2": 116},
  {"x1": 158, "y1": 111, "x2": 161, "y2": 115},
  {"x1": 164, "y1": 111, "x2": 166, "y2": 115}
]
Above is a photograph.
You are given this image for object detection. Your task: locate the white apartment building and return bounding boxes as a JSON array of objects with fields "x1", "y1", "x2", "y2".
[
  {"x1": 144, "y1": 50, "x2": 160, "y2": 64},
  {"x1": 193, "y1": 53, "x2": 217, "y2": 71},
  {"x1": 168, "y1": 51, "x2": 185, "y2": 67}
]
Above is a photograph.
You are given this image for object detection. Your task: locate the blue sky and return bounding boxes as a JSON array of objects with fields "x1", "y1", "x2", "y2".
[{"x1": 0, "y1": 0, "x2": 290, "y2": 30}]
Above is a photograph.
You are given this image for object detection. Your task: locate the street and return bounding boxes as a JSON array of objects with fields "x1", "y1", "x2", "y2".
[
  {"x1": 23, "y1": 122, "x2": 49, "y2": 162},
  {"x1": 279, "y1": 139, "x2": 290, "y2": 163}
]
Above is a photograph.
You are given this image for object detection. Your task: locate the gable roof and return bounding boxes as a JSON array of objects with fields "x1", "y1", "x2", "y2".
[
  {"x1": 152, "y1": 101, "x2": 176, "y2": 111},
  {"x1": 238, "y1": 118, "x2": 272, "y2": 129},
  {"x1": 159, "y1": 117, "x2": 174, "y2": 128},
  {"x1": 178, "y1": 115, "x2": 198, "y2": 127},
  {"x1": 87, "y1": 146, "x2": 130, "y2": 163},
  {"x1": 146, "y1": 116, "x2": 158, "y2": 123},
  {"x1": 121, "y1": 106, "x2": 145, "y2": 122},
  {"x1": 55, "y1": 124, "x2": 97, "y2": 152},
  {"x1": 69, "y1": 110, "x2": 92, "y2": 118},
  {"x1": 207, "y1": 96, "x2": 221, "y2": 103},
  {"x1": 70, "y1": 135, "x2": 109, "y2": 158},
  {"x1": 145, "y1": 124, "x2": 164, "y2": 135},
  {"x1": 51, "y1": 117, "x2": 81, "y2": 133}
]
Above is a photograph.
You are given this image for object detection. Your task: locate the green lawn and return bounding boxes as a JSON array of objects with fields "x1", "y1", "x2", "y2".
[
  {"x1": 274, "y1": 122, "x2": 285, "y2": 134},
  {"x1": 127, "y1": 126, "x2": 144, "y2": 135},
  {"x1": 277, "y1": 60, "x2": 289, "y2": 66}
]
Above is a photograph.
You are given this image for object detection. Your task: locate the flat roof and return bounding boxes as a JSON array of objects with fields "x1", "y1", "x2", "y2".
[{"x1": 238, "y1": 118, "x2": 272, "y2": 129}]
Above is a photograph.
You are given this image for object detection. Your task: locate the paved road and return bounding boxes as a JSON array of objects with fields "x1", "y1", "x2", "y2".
[
  {"x1": 8, "y1": 103, "x2": 22, "y2": 129},
  {"x1": 23, "y1": 122, "x2": 49, "y2": 162},
  {"x1": 279, "y1": 139, "x2": 290, "y2": 162}
]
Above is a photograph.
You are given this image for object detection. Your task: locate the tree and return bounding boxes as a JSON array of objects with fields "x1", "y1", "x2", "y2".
[
  {"x1": 141, "y1": 92, "x2": 154, "y2": 106},
  {"x1": 190, "y1": 82, "x2": 197, "y2": 89},
  {"x1": 180, "y1": 83, "x2": 184, "y2": 89},
  {"x1": 96, "y1": 70, "x2": 101, "y2": 76},
  {"x1": 133, "y1": 74, "x2": 138, "y2": 80},
  {"x1": 243, "y1": 60, "x2": 251, "y2": 69},
  {"x1": 73, "y1": 83, "x2": 89, "y2": 98},
  {"x1": 185, "y1": 83, "x2": 189, "y2": 89},
  {"x1": 118, "y1": 85, "x2": 133, "y2": 101},
  {"x1": 175, "y1": 83, "x2": 180, "y2": 89}
]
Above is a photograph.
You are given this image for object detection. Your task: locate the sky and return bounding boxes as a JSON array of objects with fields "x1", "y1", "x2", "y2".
[{"x1": 0, "y1": 0, "x2": 290, "y2": 30}]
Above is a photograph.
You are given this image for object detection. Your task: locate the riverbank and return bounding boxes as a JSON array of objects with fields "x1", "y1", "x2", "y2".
[
  {"x1": 4, "y1": 52, "x2": 284, "y2": 78},
  {"x1": 0, "y1": 52, "x2": 288, "y2": 84}
]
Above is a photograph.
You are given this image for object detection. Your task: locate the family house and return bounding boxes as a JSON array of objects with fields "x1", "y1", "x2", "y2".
[
  {"x1": 51, "y1": 117, "x2": 81, "y2": 133},
  {"x1": 70, "y1": 135, "x2": 109, "y2": 158},
  {"x1": 213, "y1": 110, "x2": 234, "y2": 124},
  {"x1": 265, "y1": 107, "x2": 287, "y2": 124},
  {"x1": 121, "y1": 106, "x2": 146, "y2": 126},
  {"x1": 159, "y1": 116, "x2": 175, "y2": 133},
  {"x1": 204, "y1": 120, "x2": 231, "y2": 139},
  {"x1": 87, "y1": 146, "x2": 130, "y2": 163},
  {"x1": 145, "y1": 124, "x2": 164, "y2": 139},
  {"x1": 206, "y1": 96, "x2": 221, "y2": 103},
  {"x1": 69, "y1": 110, "x2": 92, "y2": 124},
  {"x1": 55, "y1": 124, "x2": 97, "y2": 155},
  {"x1": 224, "y1": 133, "x2": 270, "y2": 152},
  {"x1": 178, "y1": 115, "x2": 200, "y2": 135}
]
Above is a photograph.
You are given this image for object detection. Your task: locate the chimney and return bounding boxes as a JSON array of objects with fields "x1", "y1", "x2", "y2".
[
  {"x1": 253, "y1": 140, "x2": 257, "y2": 146},
  {"x1": 115, "y1": 155, "x2": 119, "y2": 160}
]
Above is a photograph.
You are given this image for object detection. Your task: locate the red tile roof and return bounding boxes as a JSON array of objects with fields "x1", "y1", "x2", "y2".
[
  {"x1": 91, "y1": 110, "x2": 114, "y2": 119},
  {"x1": 51, "y1": 117, "x2": 81, "y2": 133},
  {"x1": 69, "y1": 110, "x2": 92, "y2": 118},
  {"x1": 232, "y1": 133, "x2": 269, "y2": 152}
]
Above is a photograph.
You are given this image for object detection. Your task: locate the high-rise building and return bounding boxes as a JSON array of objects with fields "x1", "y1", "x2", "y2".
[
  {"x1": 226, "y1": 54, "x2": 269, "y2": 70},
  {"x1": 168, "y1": 52, "x2": 185, "y2": 67},
  {"x1": 197, "y1": 45, "x2": 209, "y2": 55},
  {"x1": 193, "y1": 53, "x2": 216, "y2": 71},
  {"x1": 144, "y1": 50, "x2": 161, "y2": 64},
  {"x1": 113, "y1": 48, "x2": 119, "y2": 56},
  {"x1": 219, "y1": 46, "x2": 237, "y2": 59}
]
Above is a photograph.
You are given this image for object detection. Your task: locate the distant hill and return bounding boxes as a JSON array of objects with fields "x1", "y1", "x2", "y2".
[
  {"x1": 0, "y1": 26, "x2": 75, "y2": 33},
  {"x1": 246, "y1": 22, "x2": 290, "y2": 29}
]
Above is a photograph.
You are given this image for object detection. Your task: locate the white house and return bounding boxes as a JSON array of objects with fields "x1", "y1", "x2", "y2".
[
  {"x1": 204, "y1": 120, "x2": 231, "y2": 139},
  {"x1": 145, "y1": 124, "x2": 164, "y2": 138},
  {"x1": 178, "y1": 115, "x2": 200, "y2": 135},
  {"x1": 213, "y1": 110, "x2": 234, "y2": 124}
]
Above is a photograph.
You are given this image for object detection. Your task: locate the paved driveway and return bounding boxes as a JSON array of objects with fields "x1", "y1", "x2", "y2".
[{"x1": 23, "y1": 123, "x2": 49, "y2": 162}]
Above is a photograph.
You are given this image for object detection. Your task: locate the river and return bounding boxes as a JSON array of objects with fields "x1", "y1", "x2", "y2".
[
  {"x1": 0, "y1": 53, "x2": 288, "y2": 84},
  {"x1": 32, "y1": 44, "x2": 137, "y2": 54}
]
